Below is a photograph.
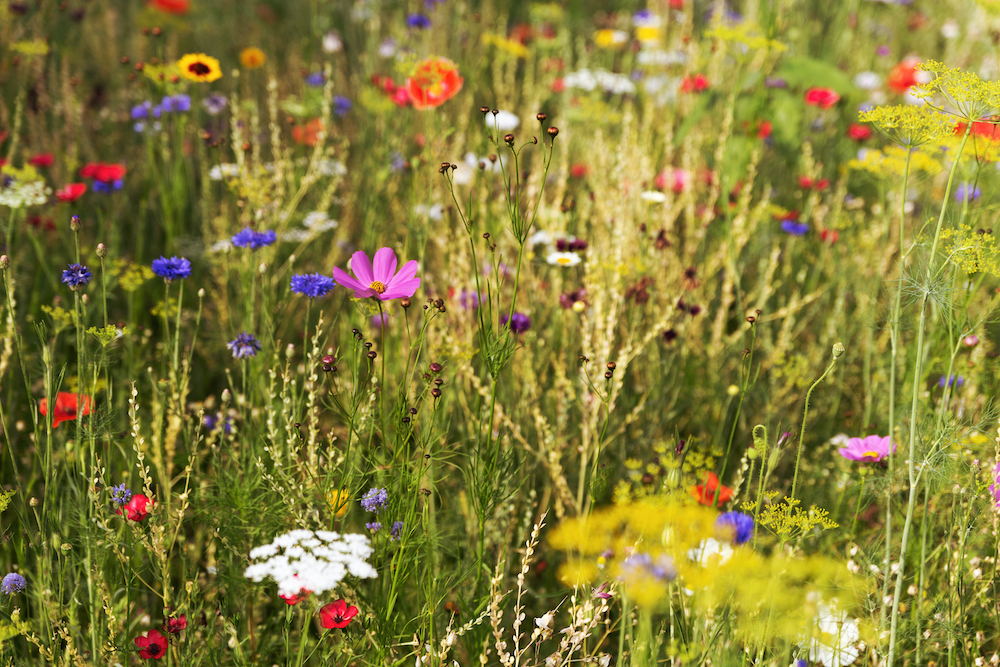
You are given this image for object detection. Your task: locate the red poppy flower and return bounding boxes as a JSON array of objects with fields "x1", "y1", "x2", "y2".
[
  {"x1": 552, "y1": 78, "x2": 565, "y2": 93},
  {"x1": 690, "y1": 472, "x2": 733, "y2": 506},
  {"x1": 756, "y1": 120, "x2": 773, "y2": 139},
  {"x1": 887, "y1": 57, "x2": 920, "y2": 94},
  {"x1": 39, "y1": 392, "x2": 91, "y2": 428},
  {"x1": 803, "y1": 87, "x2": 840, "y2": 109},
  {"x1": 134, "y1": 629, "x2": 167, "y2": 659},
  {"x1": 847, "y1": 123, "x2": 872, "y2": 141},
  {"x1": 680, "y1": 74, "x2": 709, "y2": 93},
  {"x1": 406, "y1": 57, "x2": 464, "y2": 110},
  {"x1": 955, "y1": 118, "x2": 1000, "y2": 141},
  {"x1": 28, "y1": 153, "x2": 53, "y2": 168},
  {"x1": 669, "y1": 0, "x2": 684, "y2": 7},
  {"x1": 570, "y1": 164, "x2": 589, "y2": 178},
  {"x1": 319, "y1": 599, "x2": 359, "y2": 629},
  {"x1": 119, "y1": 494, "x2": 154, "y2": 521},
  {"x1": 797, "y1": 176, "x2": 814, "y2": 189},
  {"x1": 56, "y1": 183, "x2": 87, "y2": 202},
  {"x1": 148, "y1": 0, "x2": 190, "y2": 14},
  {"x1": 163, "y1": 614, "x2": 187, "y2": 634},
  {"x1": 820, "y1": 228, "x2": 839, "y2": 244},
  {"x1": 80, "y1": 162, "x2": 126, "y2": 183},
  {"x1": 291, "y1": 119, "x2": 324, "y2": 147}
]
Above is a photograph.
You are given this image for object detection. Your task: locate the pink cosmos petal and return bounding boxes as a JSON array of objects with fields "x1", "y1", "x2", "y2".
[
  {"x1": 386, "y1": 260, "x2": 419, "y2": 289},
  {"x1": 349, "y1": 251, "x2": 375, "y2": 286},
  {"x1": 380, "y1": 278, "x2": 421, "y2": 300},
  {"x1": 372, "y1": 247, "x2": 398, "y2": 284},
  {"x1": 333, "y1": 267, "x2": 366, "y2": 292}
]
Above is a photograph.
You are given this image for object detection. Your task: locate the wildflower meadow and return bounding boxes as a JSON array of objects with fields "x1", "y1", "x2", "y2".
[{"x1": 4, "y1": 0, "x2": 1000, "y2": 664}]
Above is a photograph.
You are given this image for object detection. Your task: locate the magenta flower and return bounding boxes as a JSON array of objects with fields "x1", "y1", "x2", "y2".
[
  {"x1": 333, "y1": 248, "x2": 421, "y2": 301},
  {"x1": 988, "y1": 462, "x2": 1000, "y2": 509},
  {"x1": 838, "y1": 434, "x2": 896, "y2": 462}
]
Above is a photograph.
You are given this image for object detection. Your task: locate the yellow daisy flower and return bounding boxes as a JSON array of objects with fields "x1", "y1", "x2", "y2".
[
  {"x1": 239, "y1": 47, "x2": 266, "y2": 70},
  {"x1": 177, "y1": 53, "x2": 223, "y2": 83}
]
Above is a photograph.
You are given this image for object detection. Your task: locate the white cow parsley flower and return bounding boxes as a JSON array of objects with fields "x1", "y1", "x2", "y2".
[{"x1": 244, "y1": 529, "x2": 376, "y2": 597}]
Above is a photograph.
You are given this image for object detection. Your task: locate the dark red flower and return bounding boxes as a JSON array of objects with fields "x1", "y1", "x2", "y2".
[
  {"x1": 280, "y1": 589, "x2": 312, "y2": 605},
  {"x1": 847, "y1": 123, "x2": 872, "y2": 141},
  {"x1": 163, "y1": 615, "x2": 187, "y2": 635},
  {"x1": 28, "y1": 153, "x2": 53, "y2": 168},
  {"x1": 119, "y1": 494, "x2": 154, "y2": 521},
  {"x1": 756, "y1": 120, "x2": 772, "y2": 139},
  {"x1": 690, "y1": 472, "x2": 733, "y2": 507},
  {"x1": 797, "y1": 176, "x2": 814, "y2": 189},
  {"x1": 39, "y1": 392, "x2": 91, "y2": 428},
  {"x1": 135, "y1": 629, "x2": 167, "y2": 659},
  {"x1": 149, "y1": 0, "x2": 189, "y2": 14},
  {"x1": 56, "y1": 183, "x2": 87, "y2": 202},
  {"x1": 804, "y1": 87, "x2": 840, "y2": 109},
  {"x1": 320, "y1": 599, "x2": 359, "y2": 629},
  {"x1": 820, "y1": 228, "x2": 839, "y2": 244}
]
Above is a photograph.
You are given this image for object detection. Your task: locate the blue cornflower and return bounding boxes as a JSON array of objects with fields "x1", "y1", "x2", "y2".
[
  {"x1": 389, "y1": 152, "x2": 407, "y2": 172},
  {"x1": 61, "y1": 263, "x2": 92, "y2": 290},
  {"x1": 92, "y1": 179, "x2": 124, "y2": 193},
  {"x1": 334, "y1": 95, "x2": 352, "y2": 117},
  {"x1": 500, "y1": 312, "x2": 531, "y2": 333},
  {"x1": 203, "y1": 413, "x2": 233, "y2": 434},
  {"x1": 131, "y1": 101, "x2": 152, "y2": 120},
  {"x1": 365, "y1": 521, "x2": 382, "y2": 533},
  {"x1": 390, "y1": 521, "x2": 404, "y2": 541},
  {"x1": 1, "y1": 573, "x2": 26, "y2": 595},
  {"x1": 231, "y1": 227, "x2": 278, "y2": 249},
  {"x1": 151, "y1": 256, "x2": 192, "y2": 281},
  {"x1": 227, "y1": 332, "x2": 262, "y2": 359},
  {"x1": 939, "y1": 374, "x2": 965, "y2": 388},
  {"x1": 406, "y1": 13, "x2": 431, "y2": 28},
  {"x1": 716, "y1": 511, "x2": 755, "y2": 545},
  {"x1": 360, "y1": 487, "x2": 388, "y2": 513},
  {"x1": 162, "y1": 94, "x2": 191, "y2": 113},
  {"x1": 110, "y1": 483, "x2": 132, "y2": 506},
  {"x1": 290, "y1": 273, "x2": 336, "y2": 298},
  {"x1": 955, "y1": 183, "x2": 982, "y2": 203},
  {"x1": 202, "y1": 93, "x2": 227, "y2": 116},
  {"x1": 305, "y1": 72, "x2": 325, "y2": 87},
  {"x1": 781, "y1": 220, "x2": 809, "y2": 236}
]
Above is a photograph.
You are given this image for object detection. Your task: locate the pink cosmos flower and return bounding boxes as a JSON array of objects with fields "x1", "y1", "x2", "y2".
[
  {"x1": 333, "y1": 248, "x2": 421, "y2": 301},
  {"x1": 838, "y1": 434, "x2": 896, "y2": 462}
]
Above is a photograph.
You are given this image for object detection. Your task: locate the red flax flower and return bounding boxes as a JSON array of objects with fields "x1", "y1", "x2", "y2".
[
  {"x1": 39, "y1": 392, "x2": 91, "y2": 428},
  {"x1": 680, "y1": 74, "x2": 709, "y2": 93},
  {"x1": 406, "y1": 57, "x2": 463, "y2": 110},
  {"x1": 56, "y1": 183, "x2": 87, "y2": 202},
  {"x1": 320, "y1": 599, "x2": 359, "y2": 629},
  {"x1": 162, "y1": 614, "x2": 187, "y2": 634},
  {"x1": 135, "y1": 629, "x2": 167, "y2": 659},
  {"x1": 690, "y1": 472, "x2": 733, "y2": 507},
  {"x1": 119, "y1": 494, "x2": 154, "y2": 521},
  {"x1": 149, "y1": 0, "x2": 190, "y2": 14},
  {"x1": 803, "y1": 87, "x2": 840, "y2": 109}
]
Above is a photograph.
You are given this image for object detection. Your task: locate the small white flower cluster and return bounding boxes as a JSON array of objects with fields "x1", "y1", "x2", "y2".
[
  {"x1": 316, "y1": 159, "x2": 348, "y2": 177},
  {"x1": 637, "y1": 49, "x2": 688, "y2": 66},
  {"x1": 302, "y1": 210, "x2": 338, "y2": 232},
  {"x1": 0, "y1": 180, "x2": 50, "y2": 208},
  {"x1": 797, "y1": 596, "x2": 861, "y2": 667},
  {"x1": 562, "y1": 69, "x2": 636, "y2": 95},
  {"x1": 209, "y1": 163, "x2": 240, "y2": 181},
  {"x1": 244, "y1": 529, "x2": 376, "y2": 598}
]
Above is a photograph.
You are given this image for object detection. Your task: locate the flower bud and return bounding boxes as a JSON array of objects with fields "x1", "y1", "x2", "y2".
[
  {"x1": 96, "y1": 243, "x2": 108, "y2": 258},
  {"x1": 221, "y1": 389, "x2": 231, "y2": 405},
  {"x1": 536, "y1": 112, "x2": 547, "y2": 122},
  {"x1": 547, "y1": 127, "x2": 559, "y2": 138},
  {"x1": 480, "y1": 106, "x2": 490, "y2": 114},
  {"x1": 0, "y1": 255, "x2": 9, "y2": 270},
  {"x1": 431, "y1": 388, "x2": 442, "y2": 398},
  {"x1": 70, "y1": 215, "x2": 81, "y2": 232},
  {"x1": 504, "y1": 134, "x2": 515, "y2": 146},
  {"x1": 401, "y1": 298, "x2": 411, "y2": 308},
  {"x1": 198, "y1": 288, "x2": 206, "y2": 298},
  {"x1": 833, "y1": 342, "x2": 845, "y2": 358}
]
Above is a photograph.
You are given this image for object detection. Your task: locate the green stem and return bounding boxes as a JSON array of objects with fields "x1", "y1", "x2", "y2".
[{"x1": 790, "y1": 349, "x2": 841, "y2": 500}]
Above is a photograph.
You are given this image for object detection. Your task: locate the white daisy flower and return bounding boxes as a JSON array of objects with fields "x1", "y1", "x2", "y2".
[{"x1": 546, "y1": 251, "x2": 582, "y2": 267}]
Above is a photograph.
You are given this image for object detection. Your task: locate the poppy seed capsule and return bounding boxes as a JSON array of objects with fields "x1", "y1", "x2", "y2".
[
  {"x1": 547, "y1": 126, "x2": 559, "y2": 137},
  {"x1": 536, "y1": 112, "x2": 547, "y2": 122}
]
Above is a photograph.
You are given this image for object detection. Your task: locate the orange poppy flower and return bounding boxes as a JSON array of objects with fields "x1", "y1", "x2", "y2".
[
  {"x1": 689, "y1": 472, "x2": 733, "y2": 507},
  {"x1": 39, "y1": 392, "x2": 92, "y2": 428},
  {"x1": 292, "y1": 118, "x2": 325, "y2": 146},
  {"x1": 406, "y1": 57, "x2": 464, "y2": 110}
]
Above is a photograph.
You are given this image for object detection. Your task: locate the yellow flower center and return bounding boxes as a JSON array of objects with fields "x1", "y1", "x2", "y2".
[
  {"x1": 369, "y1": 281, "x2": 387, "y2": 294},
  {"x1": 557, "y1": 257, "x2": 573, "y2": 265},
  {"x1": 863, "y1": 450, "x2": 879, "y2": 459}
]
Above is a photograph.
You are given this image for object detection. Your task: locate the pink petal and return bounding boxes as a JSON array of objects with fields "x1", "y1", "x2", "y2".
[
  {"x1": 333, "y1": 267, "x2": 366, "y2": 292},
  {"x1": 372, "y1": 247, "x2": 398, "y2": 284},
  {"x1": 386, "y1": 260, "x2": 419, "y2": 289},
  {"x1": 349, "y1": 251, "x2": 374, "y2": 285},
  {"x1": 352, "y1": 287, "x2": 379, "y2": 299},
  {"x1": 380, "y1": 277, "x2": 421, "y2": 300}
]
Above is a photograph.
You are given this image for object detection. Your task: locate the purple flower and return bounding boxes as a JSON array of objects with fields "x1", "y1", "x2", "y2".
[
  {"x1": 361, "y1": 487, "x2": 388, "y2": 513},
  {"x1": 334, "y1": 96, "x2": 352, "y2": 117},
  {"x1": 837, "y1": 434, "x2": 895, "y2": 462},
  {"x1": 290, "y1": 273, "x2": 336, "y2": 298},
  {"x1": 591, "y1": 582, "x2": 612, "y2": 599},
  {"x1": 1, "y1": 573, "x2": 26, "y2": 595},
  {"x1": 390, "y1": 152, "x2": 407, "y2": 171},
  {"x1": 715, "y1": 511, "x2": 754, "y2": 545},
  {"x1": 390, "y1": 521, "x2": 403, "y2": 541},
  {"x1": 955, "y1": 183, "x2": 981, "y2": 203},
  {"x1": 620, "y1": 552, "x2": 676, "y2": 582},
  {"x1": 131, "y1": 101, "x2": 152, "y2": 120},
  {"x1": 110, "y1": 483, "x2": 132, "y2": 506},
  {"x1": 876, "y1": 45, "x2": 890, "y2": 57},
  {"x1": 781, "y1": 220, "x2": 809, "y2": 236},
  {"x1": 231, "y1": 227, "x2": 278, "y2": 249},
  {"x1": 151, "y1": 256, "x2": 192, "y2": 281},
  {"x1": 365, "y1": 521, "x2": 382, "y2": 533},
  {"x1": 202, "y1": 93, "x2": 228, "y2": 116},
  {"x1": 305, "y1": 72, "x2": 325, "y2": 87},
  {"x1": 61, "y1": 263, "x2": 92, "y2": 290},
  {"x1": 406, "y1": 13, "x2": 431, "y2": 28},
  {"x1": 162, "y1": 94, "x2": 191, "y2": 113},
  {"x1": 459, "y1": 290, "x2": 481, "y2": 311},
  {"x1": 227, "y1": 332, "x2": 262, "y2": 359},
  {"x1": 203, "y1": 413, "x2": 232, "y2": 434},
  {"x1": 92, "y1": 179, "x2": 124, "y2": 193},
  {"x1": 939, "y1": 374, "x2": 965, "y2": 388},
  {"x1": 500, "y1": 312, "x2": 531, "y2": 333},
  {"x1": 765, "y1": 77, "x2": 787, "y2": 89}
]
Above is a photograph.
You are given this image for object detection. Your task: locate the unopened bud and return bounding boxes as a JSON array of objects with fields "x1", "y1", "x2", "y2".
[
  {"x1": 833, "y1": 342, "x2": 845, "y2": 358},
  {"x1": 536, "y1": 112, "x2": 547, "y2": 122},
  {"x1": 480, "y1": 106, "x2": 490, "y2": 114},
  {"x1": 96, "y1": 243, "x2": 108, "y2": 258},
  {"x1": 221, "y1": 389, "x2": 231, "y2": 405},
  {"x1": 70, "y1": 215, "x2": 81, "y2": 232},
  {"x1": 198, "y1": 288, "x2": 206, "y2": 298},
  {"x1": 547, "y1": 127, "x2": 559, "y2": 138},
  {"x1": 401, "y1": 298, "x2": 411, "y2": 308},
  {"x1": 258, "y1": 262, "x2": 267, "y2": 274},
  {"x1": 0, "y1": 255, "x2": 9, "y2": 270},
  {"x1": 504, "y1": 133, "x2": 515, "y2": 146}
]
